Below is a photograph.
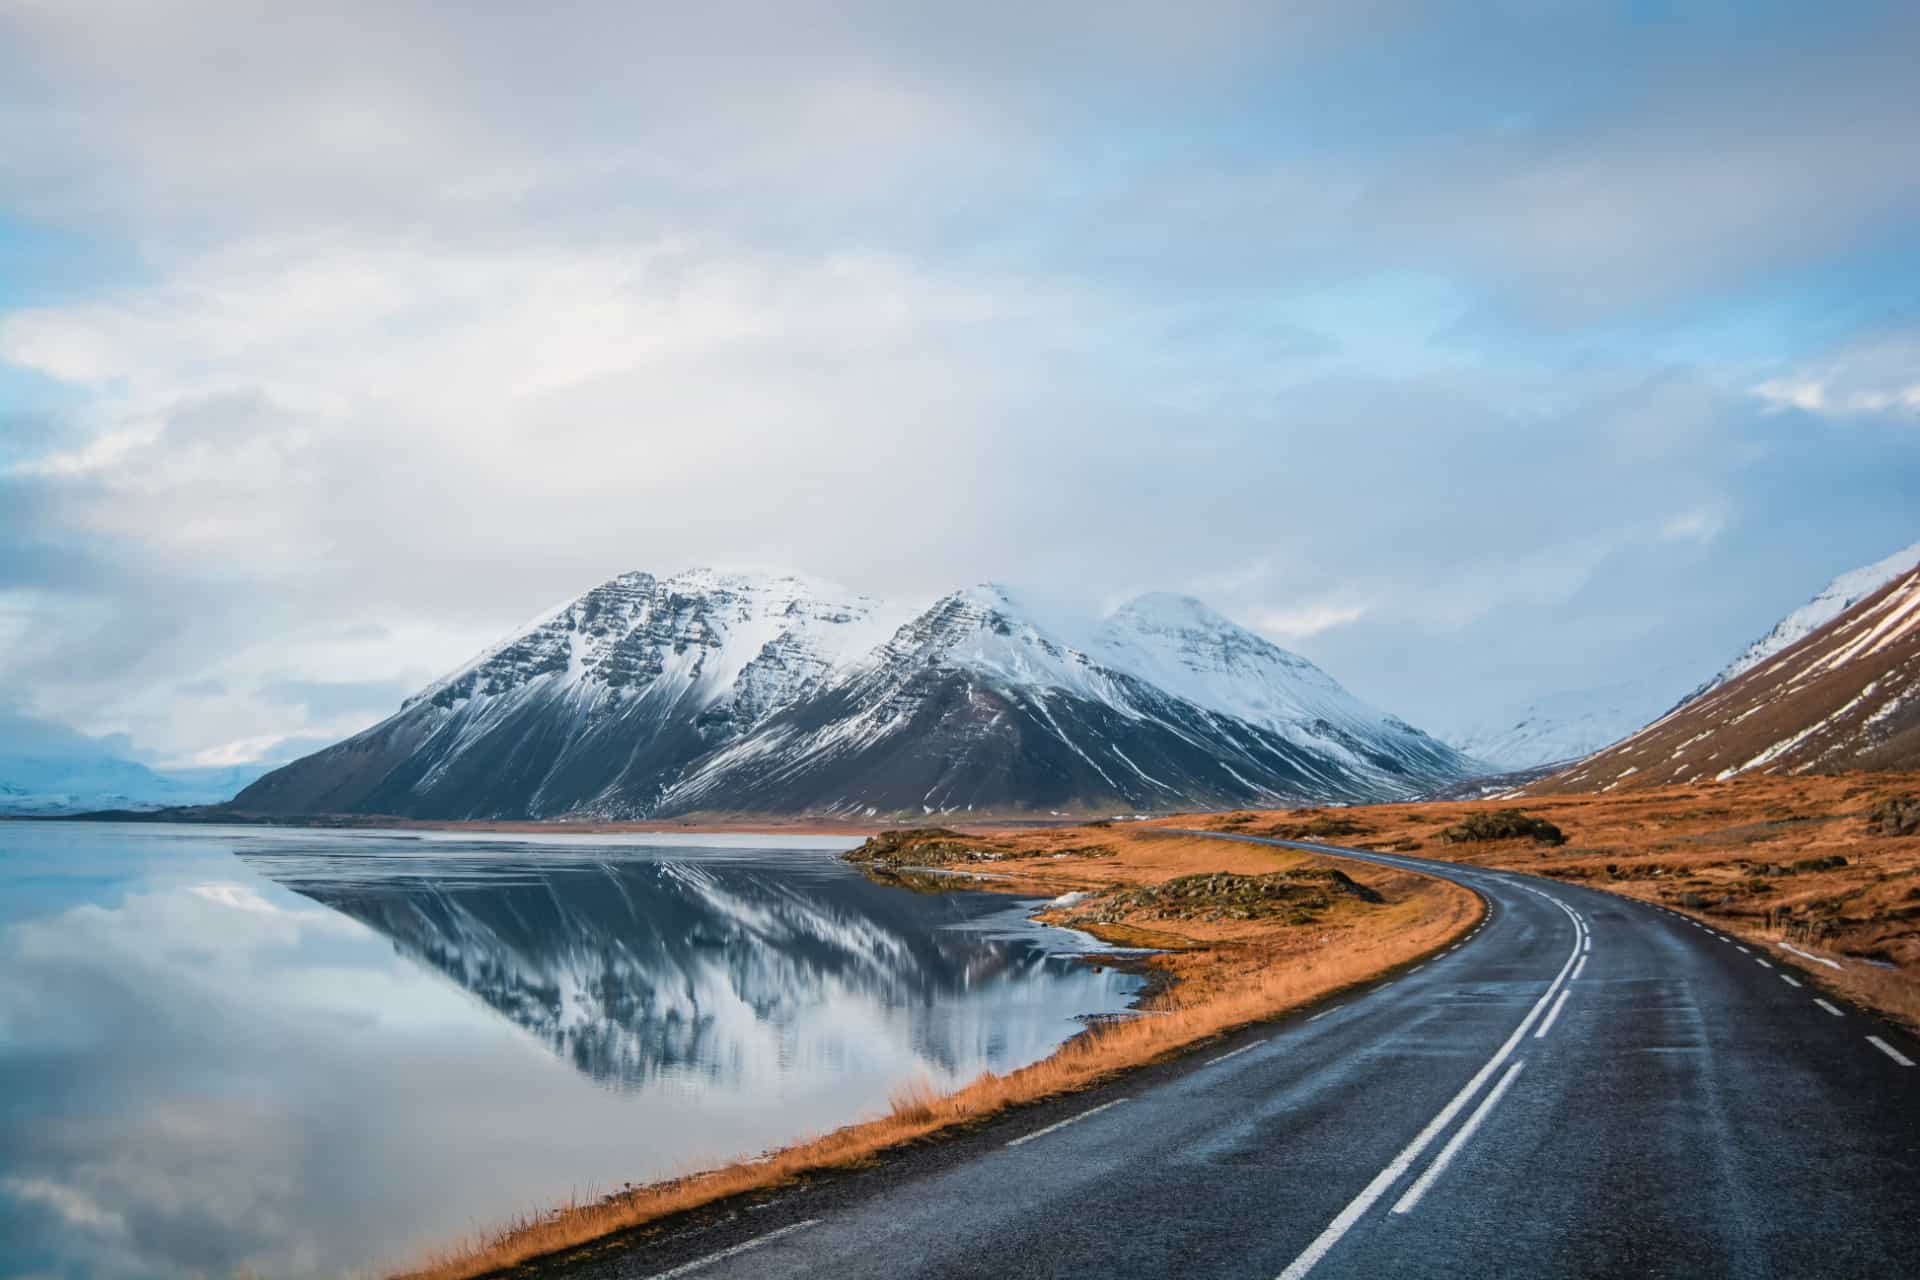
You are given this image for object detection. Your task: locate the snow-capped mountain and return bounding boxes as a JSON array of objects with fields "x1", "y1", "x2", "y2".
[
  {"x1": 1437, "y1": 539, "x2": 1920, "y2": 774},
  {"x1": 0, "y1": 707, "x2": 268, "y2": 814},
  {"x1": 1693, "y1": 539, "x2": 1920, "y2": 698},
  {"x1": 235, "y1": 570, "x2": 915, "y2": 819},
  {"x1": 234, "y1": 570, "x2": 1479, "y2": 819},
  {"x1": 1442, "y1": 668, "x2": 1705, "y2": 771},
  {"x1": 1536, "y1": 562, "x2": 1920, "y2": 793}
]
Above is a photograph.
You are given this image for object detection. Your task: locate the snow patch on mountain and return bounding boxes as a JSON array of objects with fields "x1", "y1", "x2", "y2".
[
  {"x1": 239, "y1": 569, "x2": 1484, "y2": 819},
  {"x1": 1697, "y1": 539, "x2": 1920, "y2": 696},
  {"x1": 1091, "y1": 592, "x2": 1391, "y2": 736},
  {"x1": 1442, "y1": 667, "x2": 1706, "y2": 771}
]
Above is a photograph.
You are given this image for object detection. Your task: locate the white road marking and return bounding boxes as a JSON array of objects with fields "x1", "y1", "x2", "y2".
[
  {"x1": 1582, "y1": 937, "x2": 1591, "y2": 954},
  {"x1": 1408, "y1": 964, "x2": 1425, "y2": 974},
  {"x1": 1779, "y1": 974, "x2": 1802, "y2": 988},
  {"x1": 1736, "y1": 946, "x2": 1750, "y2": 955},
  {"x1": 1308, "y1": 1006, "x2": 1343, "y2": 1022},
  {"x1": 1006, "y1": 1098, "x2": 1130, "y2": 1148},
  {"x1": 1570, "y1": 955, "x2": 1588, "y2": 981},
  {"x1": 1274, "y1": 904, "x2": 1582, "y2": 1280},
  {"x1": 1208, "y1": 1042, "x2": 1261, "y2": 1066},
  {"x1": 1814, "y1": 999, "x2": 1844, "y2": 1017},
  {"x1": 1782, "y1": 942, "x2": 1844, "y2": 971},
  {"x1": 1756, "y1": 959, "x2": 1773, "y2": 969},
  {"x1": 1392, "y1": 1058, "x2": 1528, "y2": 1215},
  {"x1": 1866, "y1": 1036, "x2": 1915, "y2": 1068},
  {"x1": 1375, "y1": 981, "x2": 1396, "y2": 992},
  {"x1": 648, "y1": 1219, "x2": 823, "y2": 1278},
  {"x1": 1534, "y1": 989, "x2": 1572, "y2": 1039}
]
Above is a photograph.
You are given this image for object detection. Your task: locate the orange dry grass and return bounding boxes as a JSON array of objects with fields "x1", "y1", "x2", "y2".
[
  {"x1": 394, "y1": 833, "x2": 1476, "y2": 1280},
  {"x1": 1176, "y1": 772, "x2": 1920, "y2": 1031}
]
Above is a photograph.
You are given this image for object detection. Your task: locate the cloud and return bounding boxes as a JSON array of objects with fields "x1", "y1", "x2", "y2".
[
  {"x1": 1753, "y1": 329, "x2": 1920, "y2": 418},
  {"x1": 1660, "y1": 507, "x2": 1729, "y2": 545},
  {"x1": 1, "y1": 1, "x2": 1918, "y2": 759},
  {"x1": 1249, "y1": 601, "x2": 1369, "y2": 640}
]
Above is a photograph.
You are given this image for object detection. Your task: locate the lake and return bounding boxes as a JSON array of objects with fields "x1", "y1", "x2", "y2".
[{"x1": 0, "y1": 822, "x2": 1141, "y2": 1277}]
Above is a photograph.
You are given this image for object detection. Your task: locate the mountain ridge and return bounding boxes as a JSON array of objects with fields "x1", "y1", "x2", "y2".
[
  {"x1": 234, "y1": 569, "x2": 1479, "y2": 819},
  {"x1": 1533, "y1": 562, "x2": 1920, "y2": 793}
]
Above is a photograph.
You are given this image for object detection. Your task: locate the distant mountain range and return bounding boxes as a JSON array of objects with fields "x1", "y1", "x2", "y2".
[
  {"x1": 20, "y1": 541, "x2": 1917, "y2": 820},
  {"x1": 233, "y1": 569, "x2": 1477, "y2": 820},
  {"x1": 1447, "y1": 539, "x2": 1920, "y2": 772},
  {"x1": 0, "y1": 706, "x2": 267, "y2": 816},
  {"x1": 0, "y1": 757, "x2": 265, "y2": 815},
  {"x1": 1537, "y1": 558, "x2": 1920, "y2": 792},
  {"x1": 1441, "y1": 671, "x2": 1700, "y2": 772}
]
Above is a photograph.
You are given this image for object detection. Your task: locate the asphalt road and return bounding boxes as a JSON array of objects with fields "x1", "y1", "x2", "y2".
[{"x1": 553, "y1": 833, "x2": 1920, "y2": 1280}]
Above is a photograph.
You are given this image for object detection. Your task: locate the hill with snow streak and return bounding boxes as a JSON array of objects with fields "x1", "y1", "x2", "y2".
[
  {"x1": 1535, "y1": 563, "x2": 1920, "y2": 793},
  {"x1": 1441, "y1": 669, "x2": 1704, "y2": 771},
  {"x1": 234, "y1": 571, "x2": 1478, "y2": 820},
  {"x1": 1693, "y1": 540, "x2": 1920, "y2": 699}
]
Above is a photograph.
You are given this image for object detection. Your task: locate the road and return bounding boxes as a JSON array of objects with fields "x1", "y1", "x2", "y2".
[{"x1": 553, "y1": 833, "x2": 1920, "y2": 1280}]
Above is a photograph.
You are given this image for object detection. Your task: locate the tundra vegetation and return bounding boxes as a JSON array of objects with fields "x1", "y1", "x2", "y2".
[{"x1": 1191, "y1": 774, "x2": 1919, "y2": 1032}]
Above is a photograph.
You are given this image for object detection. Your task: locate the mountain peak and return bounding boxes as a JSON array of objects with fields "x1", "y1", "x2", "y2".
[
  {"x1": 1106, "y1": 591, "x2": 1237, "y2": 633},
  {"x1": 237, "y1": 571, "x2": 1477, "y2": 820}
]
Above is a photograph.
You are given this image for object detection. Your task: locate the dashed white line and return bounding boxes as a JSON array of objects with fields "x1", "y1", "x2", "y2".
[
  {"x1": 1407, "y1": 964, "x2": 1425, "y2": 975},
  {"x1": 1208, "y1": 1042, "x2": 1260, "y2": 1066},
  {"x1": 648, "y1": 1219, "x2": 823, "y2": 1278},
  {"x1": 1779, "y1": 974, "x2": 1802, "y2": 988},
  {"x1": 1814, "y1": 999, "x2": 1844, "y2": 1017},
  {"x1": 1534, "y1": 989, "x2": 1572, "y2": 1039},
  {"x1": 1736, "y1": 946, "x2": 1750, "y2": 955},
  {"x1": 1006, "y1": 1098, "x2": 1130, "y2": 1148},
  {"x1": 1391, "y1": 1058, "x2": 1527, "y2": 1215},
  {"x1": 1755, "y1": 959, "x2": 1773, "y2": 969},
  {"x1": 1866, "y1": 1036, "x2": 1915, "y2": 1068},
  {"x1": 1570, "y1": 955, "x2": 1588, "y2": 981},
  {"x1": 1308, "y1": 1006, "x2": 1343, "y2": 1022}
]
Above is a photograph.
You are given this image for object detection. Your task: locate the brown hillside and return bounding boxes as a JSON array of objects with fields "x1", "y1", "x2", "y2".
[{"x1": 1534, "y1": 564, "x2": 1920, "y2": 794}]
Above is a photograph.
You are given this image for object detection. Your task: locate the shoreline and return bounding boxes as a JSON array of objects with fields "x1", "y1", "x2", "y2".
[
  {"x1": 6, "y1": 808, "x2": 1124, "y2": 837},
  {"x1": 393, "y1": 823, "x2": 1481, "y2": 1280}
]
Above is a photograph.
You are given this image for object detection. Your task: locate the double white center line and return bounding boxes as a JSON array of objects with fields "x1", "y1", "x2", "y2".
[{"x1": 1276, "y1": 898, "x2": 1584, "y2": 1280}]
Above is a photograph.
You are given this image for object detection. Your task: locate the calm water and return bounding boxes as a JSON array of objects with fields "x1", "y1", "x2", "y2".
[{"x1": 0, "y1": 822, "x2": 1140, "y2": 1278}]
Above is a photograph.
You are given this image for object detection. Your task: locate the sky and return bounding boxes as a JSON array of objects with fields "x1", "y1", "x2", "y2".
[{"x1": 2, "y1": 0, "x2": 1917, "y2": 769}]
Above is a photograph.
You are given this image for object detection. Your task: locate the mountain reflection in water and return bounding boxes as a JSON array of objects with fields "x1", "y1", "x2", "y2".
[
  {"x1": 0, "y1": 825, "x2": 1140, "y2": 1280},
  {"x1": 242, "y1": 840, "x2": 1139, "y2": 1089}
]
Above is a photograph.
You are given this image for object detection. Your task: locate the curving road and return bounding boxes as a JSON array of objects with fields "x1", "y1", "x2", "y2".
[{"x1": 550, "y1": 834, "x2": 1920, "y2": 1280}]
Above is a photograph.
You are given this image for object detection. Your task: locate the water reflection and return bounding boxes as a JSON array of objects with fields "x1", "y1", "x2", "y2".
[
  {"x1": 247, "y1": 841, "x2": 1128, "y2": 1090},
  {"x1": 0, "y1": 824, "x2": 1138, "y2": 1278}
]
